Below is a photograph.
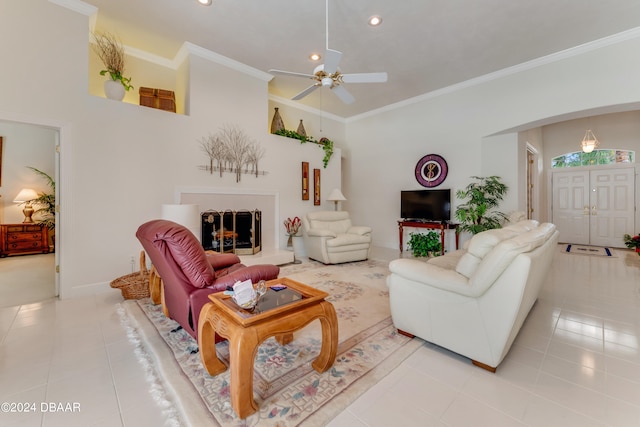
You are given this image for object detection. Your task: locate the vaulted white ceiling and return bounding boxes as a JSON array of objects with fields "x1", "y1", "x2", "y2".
[{"x1": 84, "y1": 0, "x2": 640, "y2": 118}]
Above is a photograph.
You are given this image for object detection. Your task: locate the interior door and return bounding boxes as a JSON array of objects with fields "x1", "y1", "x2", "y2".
[{"x1": 552, "y1": 167, "x2": 635, "y2": 247}]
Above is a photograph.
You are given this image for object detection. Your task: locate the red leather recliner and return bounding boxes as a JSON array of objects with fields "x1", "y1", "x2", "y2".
[{"x1": 136, "y1": 219, "x2": 280, "y2": 339}]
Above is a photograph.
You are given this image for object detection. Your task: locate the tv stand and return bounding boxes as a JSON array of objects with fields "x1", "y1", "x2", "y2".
[{"x1": 398, "y1": 220, "x2": 459, "y2": 255}]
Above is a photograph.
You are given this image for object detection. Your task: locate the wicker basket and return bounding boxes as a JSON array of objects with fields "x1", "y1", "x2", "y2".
[{"x1": 110, "y1": 251, "x2": 150, "y2": 299}]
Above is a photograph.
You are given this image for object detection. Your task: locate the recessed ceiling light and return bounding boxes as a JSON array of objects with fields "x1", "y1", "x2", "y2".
[
  {"x1": 198, "y1": 0, "x2": 212, "y2": 5},
  {"x1": 309, "y1": 53, "x2": 321, "y2": 61},
  {"x1": 368, "y1": 15, "x2": 382, "y2": 26}
]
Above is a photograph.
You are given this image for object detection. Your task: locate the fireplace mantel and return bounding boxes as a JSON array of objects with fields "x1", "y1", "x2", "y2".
[{"x1": 175, "y1": 187, "x2": 293, "y2": 265}]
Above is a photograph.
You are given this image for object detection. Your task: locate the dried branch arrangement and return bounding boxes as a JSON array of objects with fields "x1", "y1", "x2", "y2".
[
  {"x1": 199, "y1": 125, "x2": 266, "y2": 182},
  {"x1": 92, "y1": 32, "x2": 133, "y2": 91}
]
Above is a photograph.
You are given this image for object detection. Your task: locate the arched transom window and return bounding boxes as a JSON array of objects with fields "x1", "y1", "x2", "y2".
[{"x1": 551, "y1": 149, "x2": 635, "y2": 168}]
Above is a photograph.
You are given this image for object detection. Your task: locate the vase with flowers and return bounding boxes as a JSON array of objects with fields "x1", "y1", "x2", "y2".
[
  {"x1": 623, "y1": 233, "x2": 640, "y2": 254},
  {"x1": 283, "y1": 216, "x2": 301, "y2": 249}
]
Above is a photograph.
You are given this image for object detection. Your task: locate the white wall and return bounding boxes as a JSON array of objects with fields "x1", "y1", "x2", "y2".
[
  {"x1": 0, "y1": 123, "x2": 56, "y2": 224},
  {"x1": 345, "y1": 34, "x2": 640, "y2": 249},
  {"x1": 0, "y1": 1, "x2": 344, "y2": 298},
  {"x1": 4, "y1": 1, "x2": 640, "y2": 297}
]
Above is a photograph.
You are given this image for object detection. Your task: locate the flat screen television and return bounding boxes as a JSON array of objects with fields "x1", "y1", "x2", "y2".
[{"x1": 401, "y1": 189, "x2": 451, "y2": 222}]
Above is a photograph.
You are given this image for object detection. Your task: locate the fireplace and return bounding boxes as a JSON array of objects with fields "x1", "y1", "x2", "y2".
[
  {"x1": 178, "y1": 188, "x2": 282, "y2": 262},
  {"x1": 201, "y1": 209, "x2": 261, "y2": 255}
]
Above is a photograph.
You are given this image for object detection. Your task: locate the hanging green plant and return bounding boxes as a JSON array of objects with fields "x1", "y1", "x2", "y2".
[{"x1": 274, "y1": 128, "x2": 334, "y2": 168}]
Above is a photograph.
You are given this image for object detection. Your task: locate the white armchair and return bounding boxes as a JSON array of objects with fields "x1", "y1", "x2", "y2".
[{"x1": 302, "y1": 211, "x2": 372, "y2": 264}]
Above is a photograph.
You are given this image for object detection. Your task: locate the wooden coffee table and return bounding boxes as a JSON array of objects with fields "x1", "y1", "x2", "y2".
[{"x1": 197, "y1": 277, "x2": 338, "y2": 419}]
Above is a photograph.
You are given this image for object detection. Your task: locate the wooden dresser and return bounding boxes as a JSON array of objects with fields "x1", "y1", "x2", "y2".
[{"x1": 0, "y1": 224, "x2": 49, "y2": 257}]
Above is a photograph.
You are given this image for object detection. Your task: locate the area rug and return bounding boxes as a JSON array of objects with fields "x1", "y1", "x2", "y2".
[
  {"x1": 565, "y1": 244, "x2": 614, "y2": 257},
  {"x1": 118, "y1": 259, "x2": 421, "y2": 426}
]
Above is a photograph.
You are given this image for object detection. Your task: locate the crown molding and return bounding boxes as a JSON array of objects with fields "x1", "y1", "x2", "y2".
[
  {"x1": 125, "y1": 42, "x2": 275, "y2": 82},
  {"x1": 348, "y1": 26, "x2": 640, "y2": 123},
  {"x1": 48, "y1": 0, "x2": 97, "y2": 16},
  {"x1": 180, "y1": 42, "x2": 273, "y2": 82},
  {"x1": 124, "y1": 46, "x2": 177, "y2": 70}
]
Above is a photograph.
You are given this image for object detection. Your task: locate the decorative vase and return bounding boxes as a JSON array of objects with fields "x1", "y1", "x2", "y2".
[
  {"x1": 287, "y1": 234, "x2": 293, "y2": 249},
  {"x1": 104, "y1": 79, "x2": 125, "y2": 101},
  {"x1": 636, "y1": 247, "x2": 640, "y2": 255},
  {"x1": 292, "y1": 235, "x2": 306, "y2": 259},
  {"x1": 271, "y1": 107, "x2": 285, "y2": 134},
  {"x1": 296, "y1": 119, "x2": 307, "y2": 137}
]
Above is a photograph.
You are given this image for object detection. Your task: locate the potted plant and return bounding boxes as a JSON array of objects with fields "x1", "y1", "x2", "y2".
[
  {"x1": 455, "y1": 176, "x2": 508, "y2": 235},
  {"x1": 407, "y1": 231, "x2": 442, "y2": 257},
  {"x1": 623, "y1": 233, "x2": 640, "y2": 254},
  {"x1": 92, "y1": 32, "x2": 133, "y2": 100},
  {"x1": 26, "y1": 167, "x2": 55, "y2": 249}
]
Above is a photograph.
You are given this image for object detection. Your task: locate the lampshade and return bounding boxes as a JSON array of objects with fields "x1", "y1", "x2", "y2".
[
  {"x1": 581, "y1": 129, "x2": 599, "y2": 153},
  {"x1": 161, "y1": 204, "x2": 201, "y2": 241},
  {"x1": 326, "y1": 188, "x2": 346, "y2": 202},
  {"x1": 13, "y1": 188, "x2": 39, "y2": 203},
  {"x1": 326, "y1": 188, "x2": 346, "y2": 211}
]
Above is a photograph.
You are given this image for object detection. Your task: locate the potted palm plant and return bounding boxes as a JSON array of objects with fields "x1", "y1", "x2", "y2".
[
  {"x1": 26, "y1": 167, "x2": 55, "y2": 248},
  {"x1": 455, "y1": 176, "x2": 508, "y2": 235},
  {"x1": 92, "y1": 32, "x2": 133, "y2": 100}
]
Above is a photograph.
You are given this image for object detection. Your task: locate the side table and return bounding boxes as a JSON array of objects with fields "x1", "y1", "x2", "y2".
[
  {"x1": 197, "y1": 277, "x2": 338, "y2": 419},
  {"x1": 398, "y1": 220, "x2": 459, "y2": 255},
  {"x1": 0, "y1": 224, "x2": 49, "y2": 257}
]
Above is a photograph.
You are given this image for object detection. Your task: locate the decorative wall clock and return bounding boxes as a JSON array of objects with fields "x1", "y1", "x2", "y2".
[{"x1": 415, "y1": 154, "x2": 448, "y2": 188}]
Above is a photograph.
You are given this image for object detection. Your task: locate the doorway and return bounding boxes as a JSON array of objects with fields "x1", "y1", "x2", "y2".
[
  {"x1": 551, "y1": 167, "x2": 635, "y2": 247},
  {"x1": 0, "y1": 120, "x2": 58, "y2": 307}
]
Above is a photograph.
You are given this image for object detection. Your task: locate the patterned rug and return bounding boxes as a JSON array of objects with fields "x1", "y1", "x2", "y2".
[
  {"x1": 118, "y1": 259, "x2": 421, "y2": 426},
  {"x1": 565, "y1": 244, "x2": 614, "y2": 257}
]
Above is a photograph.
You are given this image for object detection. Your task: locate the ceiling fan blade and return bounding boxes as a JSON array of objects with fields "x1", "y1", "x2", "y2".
[
  {"x1": 331, "y1": 85, "x2": 355, "y2": 104},
  {"x1": 269, "y1": 69, "x2": 316, "y2": 79},
  {"x1": 341, "y1": 72, "x2": 388, "y2": 83},
  {"x1": 323, "y1": 49, "x2": 342, "y2": 75},
  {"x1": 292, "y1": 84, "x2": 320, "y2": 100}
]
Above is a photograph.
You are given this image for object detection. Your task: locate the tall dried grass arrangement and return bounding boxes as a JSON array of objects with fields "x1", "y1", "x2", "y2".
[{"x1": 92, "y1": 32, "x2": 133, "y2": 91}]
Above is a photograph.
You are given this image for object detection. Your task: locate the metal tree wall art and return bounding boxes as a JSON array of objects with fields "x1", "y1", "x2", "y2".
[{"x1": 198, "y1": 125, "x2": 266, "y2": 182}]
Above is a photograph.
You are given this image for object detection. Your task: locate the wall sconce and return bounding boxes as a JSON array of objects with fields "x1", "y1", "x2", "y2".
[
  {"x1": 581, "y1": 129, "x2": 599, "y2": 153},
  {"x1": 13, "y1": 188, "x2": 39, "y2": 223},
  {"x1": 326, "y1": 188, "x2": 346, "y2": 211}
]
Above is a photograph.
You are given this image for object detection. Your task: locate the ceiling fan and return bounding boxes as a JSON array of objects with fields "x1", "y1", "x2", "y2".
[{"x1": 268, "y1": 0, "x2": 387, "y2": 104}]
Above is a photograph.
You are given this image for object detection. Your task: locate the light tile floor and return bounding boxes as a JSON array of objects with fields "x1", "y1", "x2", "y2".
[{"x1": 1, "y1": 245, "x2": 639, "y2": 426}]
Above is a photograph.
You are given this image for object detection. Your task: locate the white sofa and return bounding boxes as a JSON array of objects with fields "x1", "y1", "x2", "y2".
[
  {"x1": 302, "y1": 211, "x2": 372, "y2": 264},
  {"x1": 387, "y1": 220, "x2": 558, "y2": 371}
]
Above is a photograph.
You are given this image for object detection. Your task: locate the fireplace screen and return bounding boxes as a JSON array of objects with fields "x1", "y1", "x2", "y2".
[{"x1": 201, "y1": 209, "x2": 261, "y2": 255}]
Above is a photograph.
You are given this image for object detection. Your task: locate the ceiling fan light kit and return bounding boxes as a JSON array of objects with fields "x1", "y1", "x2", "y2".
[{"x1": 268, "y1": 0, "x2": 387, "y2": 105}]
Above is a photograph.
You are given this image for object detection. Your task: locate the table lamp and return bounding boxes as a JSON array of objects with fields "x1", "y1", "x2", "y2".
[{"x1": 13, "y1": 188, "x2": 40, "y2": 223}]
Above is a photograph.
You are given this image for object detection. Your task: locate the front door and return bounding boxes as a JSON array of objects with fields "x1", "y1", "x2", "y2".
[
  {"x1": 552, "y1": 170, "x2": 590, "y2": 245},
  {"x1": 588, "y1": 168, "x2": 635, "y2": 247},
  {"x1": 552, "y1": 167, "x2": 635, "y2": 247}
]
